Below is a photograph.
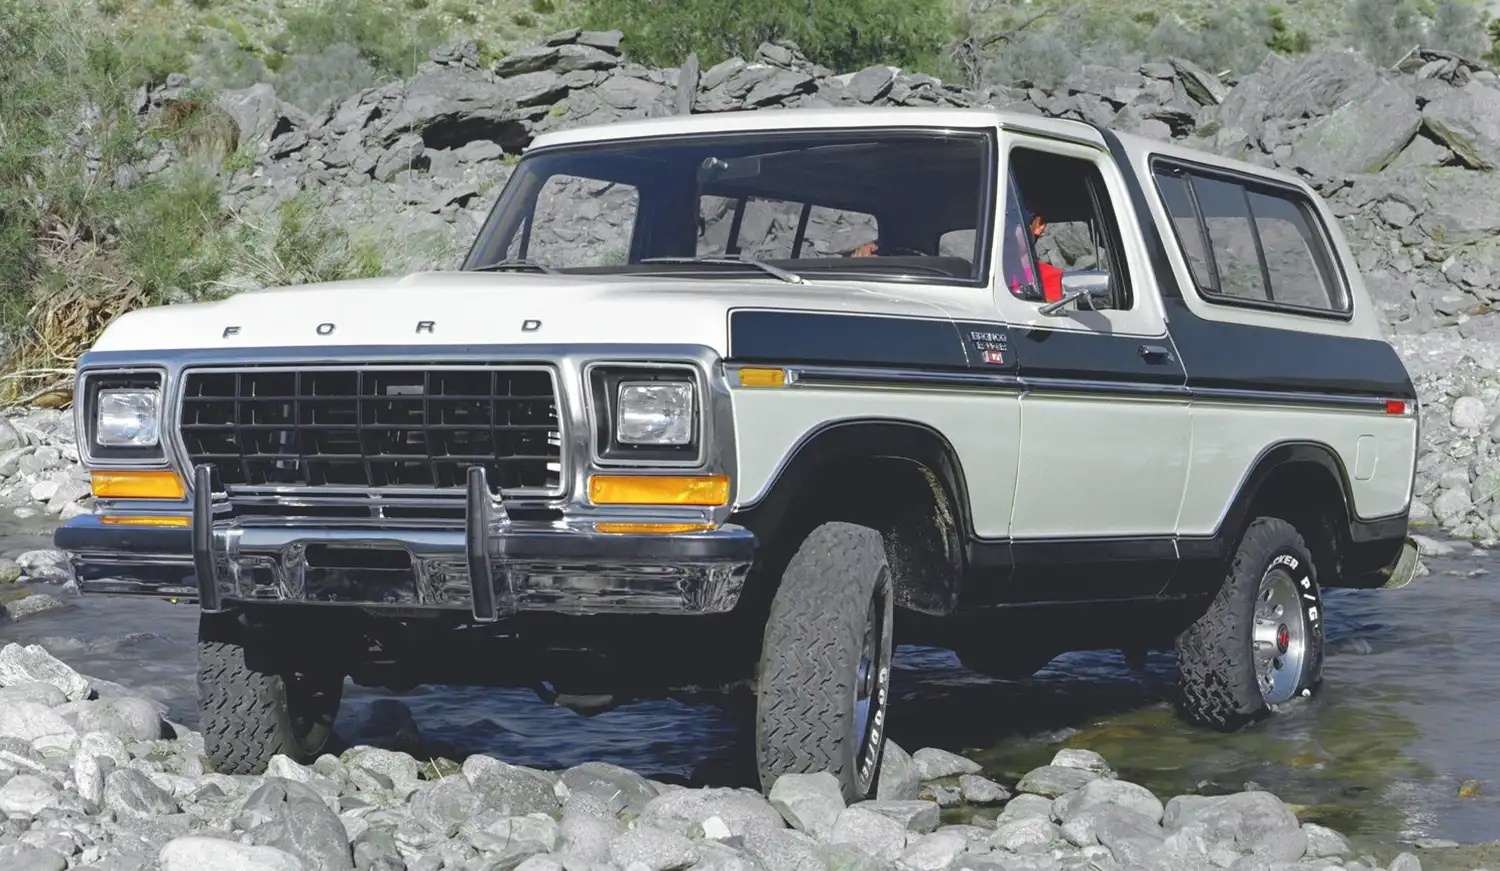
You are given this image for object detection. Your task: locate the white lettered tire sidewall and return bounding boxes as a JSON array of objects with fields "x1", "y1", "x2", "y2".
[
  {"x1": 1175, "y1": 516, "x2": 1325, "y2": 730},
  {"x1": 1261, "y1": 546, "x2": 1325, "y2": 707}
]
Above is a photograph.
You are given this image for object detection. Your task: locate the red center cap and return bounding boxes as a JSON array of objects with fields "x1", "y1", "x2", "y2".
[{"x1": 1276, "y1": 625, "x2": 1289, "y2": 653}]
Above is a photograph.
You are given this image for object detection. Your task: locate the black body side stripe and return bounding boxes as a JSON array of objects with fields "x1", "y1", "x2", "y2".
[{"x1": 727, "y1": 309, "x2": 971, "y2": 370}]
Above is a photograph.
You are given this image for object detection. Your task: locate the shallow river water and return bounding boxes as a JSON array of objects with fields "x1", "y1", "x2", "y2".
[{"x1": 5, "y1": 524, "x2": 1500, "y2": 863}]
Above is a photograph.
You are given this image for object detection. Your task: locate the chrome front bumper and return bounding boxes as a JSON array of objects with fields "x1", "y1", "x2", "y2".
[{"x1": 55, "y1": 465, "x2": 756, "y2": 619}]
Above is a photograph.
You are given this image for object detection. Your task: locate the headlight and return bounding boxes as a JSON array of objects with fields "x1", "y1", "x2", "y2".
[
  {"x1": 82, "y1": 370, "x2": 166, "y2": 462},
  {"x1": 588, "y1": 364, "x2": 703, "y2": 465},
  {"x1": 97, "y1": 389, "x2": 160, "y2": 447},
  {"x1": 617, "y1": 381, "x2": 694, "y2": 446}
]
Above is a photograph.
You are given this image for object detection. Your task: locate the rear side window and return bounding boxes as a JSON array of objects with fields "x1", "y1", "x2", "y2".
[{"x1": 1150, "y1": 160, "x2": 1349, "y2": 316}]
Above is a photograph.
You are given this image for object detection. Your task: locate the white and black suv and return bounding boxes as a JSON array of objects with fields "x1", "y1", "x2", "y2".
[{"x1": 57, "y1": 106, "x2": 1420, "y2": 800}]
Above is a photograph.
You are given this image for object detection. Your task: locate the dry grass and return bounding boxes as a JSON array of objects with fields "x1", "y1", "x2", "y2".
[{"x1": 0, "y1": 219, "x2": 154, "y2": 407}]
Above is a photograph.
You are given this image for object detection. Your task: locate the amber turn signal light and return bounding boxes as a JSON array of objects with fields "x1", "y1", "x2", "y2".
[
  {"x1": 99, "y1": 515, "x2": 191, "y2": 527},
  {"x1": 588, "y1": 475, "x2": 729, "y2": 506},
  {"x1": 595, "y1": 522, "x2": 715, "y2": 534},
  {"x1": 90, "y1": 470, "x2": 185, "y2": 500}
]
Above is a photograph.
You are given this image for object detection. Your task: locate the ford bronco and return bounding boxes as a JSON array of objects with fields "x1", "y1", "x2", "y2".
[{"x1": 56, "y1": 106, "x2": 1420, "y2": 800}]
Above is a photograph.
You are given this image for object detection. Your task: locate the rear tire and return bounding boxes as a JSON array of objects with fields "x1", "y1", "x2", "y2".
[
  {"x1": 755, "y1": 522, "x2": 895, "y2": 802},
  {"x1": 1176, "y1": 516, "x2": 1325, "y2": 731},
  {"x1": 198, "y1": 614, "x2": 344, "y2": 774}
]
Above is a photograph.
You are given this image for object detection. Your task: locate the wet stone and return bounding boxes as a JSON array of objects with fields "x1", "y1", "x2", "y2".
[
  {"x1": 996, "y1": 793, "x2": 1055, "y2": 825},
  {"x1": 1049, "y1": 749, "x2": 1114, "y2": 776},
  {"x1": 1, "y1": 846, "x2": 69, "y2": 871},
  {"x1": 991, "y1": 817, "x2": 1060, "y2": 853},
  {"x1": 852, "y1": 799, "x2": 940, "y2": 834},
  {"x1": 877, "y1": 740, "x2": 922, "y2": 801},
  {"x1": 607, "y1": 824, "x2": 699, "y2": 871},
  {"x1": 768, "y1": 771, "x2": 845, "y2": 840},
  {"x1": 0, "y1": 774, "x2": 61, "y2": 817},
  {"x1": 898, "y1": 830, "x2": 969, "y2": 871},
  {"x1": 829, "y1": 805, "x2": 908, "y2": 863},
  {"x1": 958, "y1": 774, "x2": 1010, "y2": 805},
  {"x1": 560, "y1": 761, "x2": 658, "y2": 816},
  {"x1": 1016, "y1": 765, "x2": 1103, "y2": 798},
  {"x1": 1053, "y1": 778, "x2": 1164, "y2": 825},
  {"x1": 1303, "y1": 823, "x2": 1352, "y2": 858},
  {"x1": 912, "y1": 747, "x2": 983, "y2": 780},
  {"x1": 640, "y1": 786, "x2": 785, "y2": 837},
  {"x1": 922, "y1": 783, "x2": 963, "y2": 807},
  {"x1": 462, "y1": 754, "x2": 559, "y2": 817},
  {"x1": 104, "y1": 768, "x2": 180, "y2": 817}
]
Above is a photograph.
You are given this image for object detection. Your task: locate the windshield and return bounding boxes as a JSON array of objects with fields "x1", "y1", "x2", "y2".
[{"x1": 462, "y1": 127, "x2": 995, "y2": 286}]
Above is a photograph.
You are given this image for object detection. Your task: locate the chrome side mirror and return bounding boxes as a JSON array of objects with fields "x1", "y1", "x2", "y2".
[{"x1": 1038, "y1": 269, "x2": 1114, "y2": 317}]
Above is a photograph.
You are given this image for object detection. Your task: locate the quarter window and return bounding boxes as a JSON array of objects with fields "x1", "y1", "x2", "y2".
[{"x1": 1152, "y1": 162, "x2": 1348, "y2": 315}]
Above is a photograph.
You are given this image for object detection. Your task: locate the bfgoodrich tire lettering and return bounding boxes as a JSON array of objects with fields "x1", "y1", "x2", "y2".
[
  {"x1": 198, "y1": 615, "x2": 343, "y2": 775},
  {"x1": 755, "y1": 521, "x2": 895, "y2": 802},
  {"x1": 1176, "y1": 516, "x2": 1325, "y2": 731}
]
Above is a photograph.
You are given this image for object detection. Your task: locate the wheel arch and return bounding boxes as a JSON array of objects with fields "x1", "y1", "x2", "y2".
[
  {"x1": 1215, "y1": 439, "x2": 1392, "y2": 591},
  {"x1": 732, "y1": 418, "x2": 973, "y2": 617}
]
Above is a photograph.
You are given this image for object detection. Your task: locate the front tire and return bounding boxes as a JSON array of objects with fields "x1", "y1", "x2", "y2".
[
  {"x1": 1176, "y1": 516, "x2": 1325, "y2": 731},
  {"x1": 755, "y1": 522, "x2": 895, "y2": 802},
  {"x1": 198, "y1": 614, "x2": 344, "y2": 774}
]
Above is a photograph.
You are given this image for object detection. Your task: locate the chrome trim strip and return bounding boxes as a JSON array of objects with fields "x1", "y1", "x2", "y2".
[{"x1": 774, "y1": 364, "x2": 1401, "y2": 411}]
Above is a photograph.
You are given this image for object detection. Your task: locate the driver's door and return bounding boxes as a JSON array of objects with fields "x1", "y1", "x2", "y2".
[{"x1": 994, "y1": 133, "x2": 1192, "y2": 602}]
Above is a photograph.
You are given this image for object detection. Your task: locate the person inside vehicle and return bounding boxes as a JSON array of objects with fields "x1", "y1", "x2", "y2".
[{"x1": 1028, "y1": 214, "x2": 1065, "y2": 303}]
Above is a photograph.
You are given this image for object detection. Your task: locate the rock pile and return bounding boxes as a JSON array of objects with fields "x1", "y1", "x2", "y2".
[{"x1": 0, "y1": 640, "x2": 1457, "y2": 871}]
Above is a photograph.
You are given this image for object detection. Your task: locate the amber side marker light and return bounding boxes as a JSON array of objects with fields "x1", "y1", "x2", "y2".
[
  {"x1": 737, "y1": 367, "x2": 787, "y2": 388},
  {"x1": 100, "y1": 515, "x2": 191, "y2": 527},
  {"x1": 90, "y1": 470, "x2": 185, "y2": 500},
  {"x1": 596, "y1": 522, "x2": 716, "y2": 535},
  {"x1": 588, "y1": 475, "x2": 730, "y2": 506}
]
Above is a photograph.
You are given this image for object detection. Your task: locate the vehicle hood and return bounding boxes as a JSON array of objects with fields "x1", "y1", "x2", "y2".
[{"x1": 88, "y1": 271, "x2": 961, "y2": 356}]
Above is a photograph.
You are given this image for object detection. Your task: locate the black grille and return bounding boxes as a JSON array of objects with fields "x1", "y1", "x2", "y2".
[{"x1": 179, "y1": 367, "x2": 562, "y2": 493}]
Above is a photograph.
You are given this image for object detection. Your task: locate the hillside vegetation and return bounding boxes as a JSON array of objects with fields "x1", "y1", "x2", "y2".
[{"x1": 0, "y1": 0, "x2": 1493, "y2": 404}]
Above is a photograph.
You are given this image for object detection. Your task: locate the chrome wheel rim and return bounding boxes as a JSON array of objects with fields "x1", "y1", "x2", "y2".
[
  {"x1": 1252, "y1": 567, "x2": 1308, "y2": 705},
  {"x1": 853, "y1": 574, "x2": 893, "y2": 794}
]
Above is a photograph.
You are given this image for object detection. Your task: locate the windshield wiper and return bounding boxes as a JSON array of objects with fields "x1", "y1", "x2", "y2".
[
  {"x1": 639, "y1": 255, "x2": 805, "y2": 285},
  {"x1": 469, "y1": 258, "x2": 558, "y2": 275}
]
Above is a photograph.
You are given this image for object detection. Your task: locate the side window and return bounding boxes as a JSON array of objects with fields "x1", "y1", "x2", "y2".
[
  {"x1": 1152, "y1": 162, "x2": 1349, "y2": 314},
  {"x1": 517, "y1": 174, "x2": 639, "y2": 267},
  {"x1": 697, "y1": 196, "x2": 879, "y2": 259},
  {"x1": 1190, "y1": 176, "x2": 1267, "y2": 302},
  {"x1": 1153, "y1": 173, "x2": 1216, "y2": 291},
  {"x1": 1003, "y1": 147, "x2": 1133, "y2": 309}
]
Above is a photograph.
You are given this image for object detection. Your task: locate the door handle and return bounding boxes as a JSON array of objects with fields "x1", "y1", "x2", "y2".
[{"x1": 1139, "y1": 344, "x2": 1172, "y2": 363}]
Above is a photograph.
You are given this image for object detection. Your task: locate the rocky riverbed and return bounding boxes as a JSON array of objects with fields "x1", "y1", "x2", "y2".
[{"x1": 0, "y1": 639, "x2": 1470, "y2": 871}]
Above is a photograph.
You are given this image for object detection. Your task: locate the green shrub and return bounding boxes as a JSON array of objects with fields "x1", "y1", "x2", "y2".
[
  {"x1": 282, "y1": 0, "x2": 448, "y2": 78},
  {"x1": 272, "y1": 42, "x2": 381, "y2": 113},
  {"x1": 1344, "y1": 0, "x2": 1425, "y2": 65},
  {"x1": 580, "y1": 0, "x2": 951, "y2": 73}
]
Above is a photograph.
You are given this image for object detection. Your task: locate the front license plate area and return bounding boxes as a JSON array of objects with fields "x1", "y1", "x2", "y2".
[{"x1": 303, "y1": 543, "x2": 417, "y2": 604}]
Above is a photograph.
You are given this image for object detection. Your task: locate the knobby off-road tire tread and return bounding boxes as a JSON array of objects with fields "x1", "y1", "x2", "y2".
[
  {"x1": 756, "y1": 521, "x2": 888, "y2": 801},
  {"x1": 1175, "y1": 516, "x2": 1323, "y2": 731},
  {"x1": 198, "y1": 623, "x2": 337, "y2": 775}
]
